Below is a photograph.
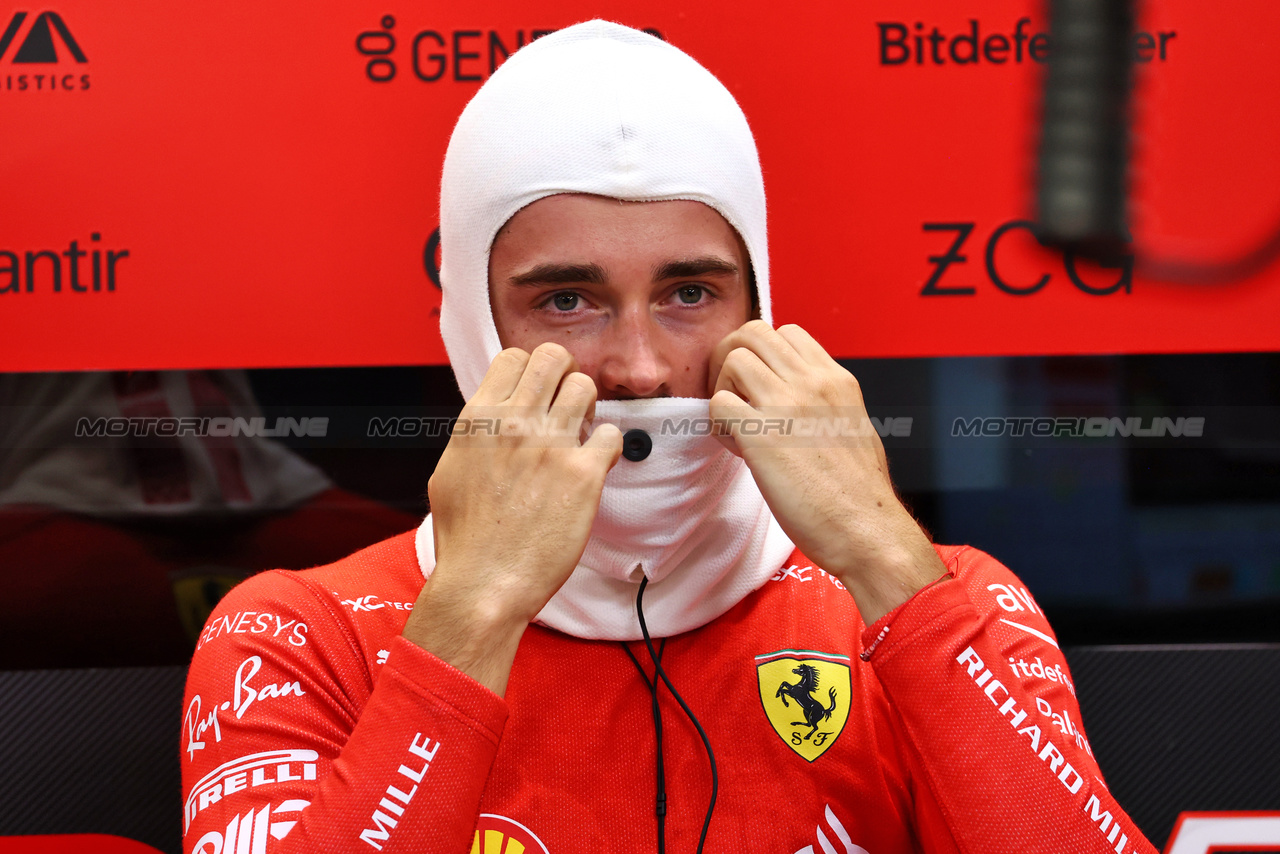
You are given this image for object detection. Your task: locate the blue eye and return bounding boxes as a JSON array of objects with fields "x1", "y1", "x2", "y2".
[
  {"x1": 551, "y1": 292, "x2": 579, "y2": 311},
  {"x1": 677, "y1": 286, "x2": 704, "y2": 304}
]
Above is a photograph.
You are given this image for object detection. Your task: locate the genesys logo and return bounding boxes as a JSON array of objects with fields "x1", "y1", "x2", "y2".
[
  {"x1": 354, "y1": 15, "x2": 662, "y2": 84},
  {"x1": 0, "y1": 10, "x2": 90, "y2": 92},
  {"x1": 184, "y1": 749, "x2": 319, "y2": 832},
  {"x1": 187, "y1": 799, "x2": 310, "y2": 854},
  {"x1": 197, "y1": 611, "x2": 310, "y2": 651}
]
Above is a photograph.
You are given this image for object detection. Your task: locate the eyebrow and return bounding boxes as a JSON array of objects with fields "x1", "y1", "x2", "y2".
[
  {"x1": 509, "y1": 262, "x2": 608, "y2": 287},
  {"x1": 507, "y1": 256, "x2": 740, "y2": 288},
  {"x1": 653, "y1": 256, "x2": 739, "y2": 281}
]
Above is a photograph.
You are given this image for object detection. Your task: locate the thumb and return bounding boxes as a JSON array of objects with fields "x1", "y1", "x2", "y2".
[
  {"x1": 583, "y1": 422, "x2": 624, "y2": 471},
  {"x1": 709, "y1": 388, "x2": 753, "y2": 458}
]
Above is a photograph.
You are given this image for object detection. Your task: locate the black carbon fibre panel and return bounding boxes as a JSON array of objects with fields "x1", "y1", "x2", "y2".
[
  {"x1": 1065, "y1": 644, "x2": 1280, "y2": 848},
  {"x1": 0, "y1": 666, "x2": 186, "y2": 854}
]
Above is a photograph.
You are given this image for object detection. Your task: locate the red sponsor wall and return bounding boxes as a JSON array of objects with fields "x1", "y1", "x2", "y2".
[{"x1": 3, "y1": 1, "x2": 1277, "y2": 372}]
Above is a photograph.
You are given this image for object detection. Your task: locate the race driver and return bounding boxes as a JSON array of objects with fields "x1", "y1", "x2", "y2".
[{"x1": 181, "y1": 20, "x2": 1155, "y2": 854}]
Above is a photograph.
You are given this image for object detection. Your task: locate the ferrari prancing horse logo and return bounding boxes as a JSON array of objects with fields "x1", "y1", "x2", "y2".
[{"x1": 756, "y1": 650, "x2": 852, "y2": 762}]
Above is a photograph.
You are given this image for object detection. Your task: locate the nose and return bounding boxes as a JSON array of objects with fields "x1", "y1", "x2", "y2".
[{"x1": 597, "y1": 308, "x2": 669, "y2": 399}]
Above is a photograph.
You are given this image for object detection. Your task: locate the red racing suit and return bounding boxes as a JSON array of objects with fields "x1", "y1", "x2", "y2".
[{"x1": 180, "y1": 532, "x2": 1155, "y2": 854}]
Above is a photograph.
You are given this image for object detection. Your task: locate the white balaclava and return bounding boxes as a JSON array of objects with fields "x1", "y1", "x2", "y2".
[{"x1": 414, "y1": 20, "x2": 794, "y2": 640}]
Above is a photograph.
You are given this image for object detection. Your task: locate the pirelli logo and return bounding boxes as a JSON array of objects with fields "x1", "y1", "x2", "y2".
[{"x1": 185, "y1": 749, "x2": 319, "y2": 832}]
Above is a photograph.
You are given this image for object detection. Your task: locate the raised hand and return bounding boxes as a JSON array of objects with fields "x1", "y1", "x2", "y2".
[
  {"x1": 708, "y1": 321, "x2": 947, "y2": 624},
  {"x1": 405, "y1": 343, "x2": 623, "y2": 695}
]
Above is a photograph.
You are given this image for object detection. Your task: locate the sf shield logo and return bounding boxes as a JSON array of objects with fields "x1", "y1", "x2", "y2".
[
  {"x1": 756, "y1": 649, "x2": 851, "y2": 762},
  {"x1": 472, "y1": 813, "x2": 549, "y2": 854}
]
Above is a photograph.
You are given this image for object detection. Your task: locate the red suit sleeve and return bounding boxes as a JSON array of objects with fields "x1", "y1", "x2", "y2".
[
  {"x1": 862, "y1": 546, "x2": 1156, "y2": 854},
  {"x1": 180, "y1": 570, "x2": 507, "y2": 854}
]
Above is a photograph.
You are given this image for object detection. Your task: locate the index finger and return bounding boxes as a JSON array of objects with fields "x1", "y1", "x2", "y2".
[
  {"x1": 508, "y1": 342, "x2": 580, "y2": 410},
  {"x1": 708, "y1": 320, "x2": 796, "y2": 398},
  {"x1": 470, "y1": 348, "x2": 531, "y2": 405},
  {"x1": 707, "y1": 325, "x2": 747, "y2": 398},
  {"x1": 776, "y1": 324, "x2": 833, "y2": 365}
]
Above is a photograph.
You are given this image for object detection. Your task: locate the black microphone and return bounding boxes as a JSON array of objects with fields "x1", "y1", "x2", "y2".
[{"x1": 622, "y1": 429, "x2": 653, "y2": 462}]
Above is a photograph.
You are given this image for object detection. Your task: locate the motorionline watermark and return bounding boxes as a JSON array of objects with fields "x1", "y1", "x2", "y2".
[
  {"x1": 951, "y1": 416, "x2": 1205, "y2": 438},
  {"x1": 75, "y1": 416, "x2": 330, "y2": 439},
  {"x1": 68, "y1": 412, "x2": 1208, "y2": 445},
  {"x1": 366, "y1": 413, "x2": 914, "y2": 440},
  {"x1": 658, "y1": 415, "x2": 912, "y2": 438}
]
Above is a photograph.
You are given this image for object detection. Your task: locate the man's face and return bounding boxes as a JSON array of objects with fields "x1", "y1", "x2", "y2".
[{"x1": 489, "y1": 194, "x2": 754, "y2": 400}]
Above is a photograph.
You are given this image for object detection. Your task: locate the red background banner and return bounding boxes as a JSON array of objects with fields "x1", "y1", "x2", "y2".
[{"x1": 2, "y1": 1, "x2": 1277, "y2": 372}]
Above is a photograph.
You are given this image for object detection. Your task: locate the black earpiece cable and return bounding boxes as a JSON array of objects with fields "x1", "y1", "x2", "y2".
[
  {"x1": 622, "y1": 637, "x2": 668, "y2": 854},
  {"x1": 634, "y1": 576, "x2": 719, "y2": 854}
]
